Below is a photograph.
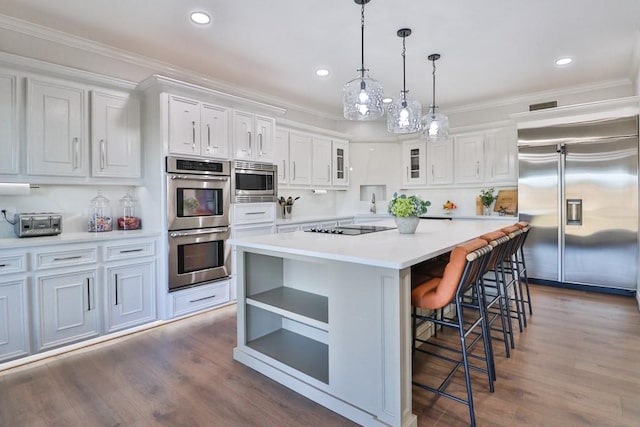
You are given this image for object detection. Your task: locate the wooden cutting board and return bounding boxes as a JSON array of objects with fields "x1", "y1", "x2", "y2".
[{"x1": 494, "y1": 189, "x2": 518, "y2": 215}]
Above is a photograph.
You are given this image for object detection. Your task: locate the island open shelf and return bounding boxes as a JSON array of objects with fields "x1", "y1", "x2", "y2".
[{"x1": 247, "y1": 287, "x2": 328, "y2": 330}]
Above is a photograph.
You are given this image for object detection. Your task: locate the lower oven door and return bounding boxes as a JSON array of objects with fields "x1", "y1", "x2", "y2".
[{"x1": 168, "y1": 227, "x2": 231, "y2": 291}]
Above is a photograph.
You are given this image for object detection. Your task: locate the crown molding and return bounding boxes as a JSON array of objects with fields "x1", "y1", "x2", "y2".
[
  {"x1": 276, "y1": 118, "x2": 351, "y2": 139},
  {"x1": 445, "y1": 78, "x2": 632, "y2": 114},
  {"x1": 0, "y1": 14, "x2": 340, "y2": 119}
]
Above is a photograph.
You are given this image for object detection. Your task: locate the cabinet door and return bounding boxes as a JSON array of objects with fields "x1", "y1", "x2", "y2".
[
  {"x1": 37, "y1": 270, "x2": 99, "y2": 351},
  {"x1": 311, "y1": 137, "x2": 332, "y2": 186},
  {"x1": 91, "y1": 90, "x2": 141, "y2": 178},
  {"x1": 401, "y1": 140, "x2": 427, "y2": 186},
  {"x1": 485, "y1": 128, "x2": 517, "y2": 184},
  {"x1": 0, "y1": 279, "x2": 29, "y2": 362},
  {"x1": 0, "y1": 71, "x2": 18, "y2": 174},
  {"x1": 106, "y1": 261, "x2": 155, "y2": 332},
  {"x1": 26, "y1": 78, "x2": 86, "y2": 176},
  {"x1": 274, "y1": 129, "x2": 289, "y2": 185},
  {"x1": 454, "y1": 133, "x2": 485, "y2": 184},
  {"x1": 233, "y1": 110, "x2": 254, "y2": 160},
  {"x1": 255, "y1": 115, "x2": 275, "y2": 163},
  {"x1": 427, "y1": 138, "x2": 454, "y2": 185},
  {"x1": 289, "y1": 132, "x2": 312, "y2": 185},
  {"x1": 201, "y1": 103, "x2": 229, "y2": 159},
  {"x1": 332, "y1": 139, "x2": 349, "y2": 187},
  {"x1": 168, "y1": 95, "x2": 200, "y2": 156}
]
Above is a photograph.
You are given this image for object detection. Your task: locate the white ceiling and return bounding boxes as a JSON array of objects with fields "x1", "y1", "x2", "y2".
[{"x1": 1, "y1": 0, "x2": 639, "y2": 118}]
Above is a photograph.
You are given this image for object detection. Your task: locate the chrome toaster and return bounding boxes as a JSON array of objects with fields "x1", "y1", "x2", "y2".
[{"x1": 14, "y1": 212, "x2": 62, "y2": 237}]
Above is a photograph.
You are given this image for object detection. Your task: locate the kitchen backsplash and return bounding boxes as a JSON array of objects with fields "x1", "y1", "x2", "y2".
[{"x1": 0, "y1": 185, "x2": 140, "y2": 238}]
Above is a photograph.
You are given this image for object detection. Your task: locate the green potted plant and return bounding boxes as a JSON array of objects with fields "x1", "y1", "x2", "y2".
[
  {"x1": 479, "y1": 187, "x2": 496, "y2": 216},
  {"x1": 388, "y1": 193, "x2": 431, "y2": 234}
]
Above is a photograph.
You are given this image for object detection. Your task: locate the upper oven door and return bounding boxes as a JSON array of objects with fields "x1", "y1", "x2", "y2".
[{"x1": 167, "y1": 173, "x2": 230, "y2": 230}]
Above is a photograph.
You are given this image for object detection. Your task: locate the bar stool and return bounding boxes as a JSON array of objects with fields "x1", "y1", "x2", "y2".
[
  {"x1": 514, "y1": 222, "x2": 533, "y2": 316},
  {"x1": 500, "y1": 225, "x2": 527, "y2": 330},
  {"x1": 411, "y1": 239, "x2": 494, "y2": 427},
  {"x1": 477, "y1": 231, "x2": 515, "y2": 355}
]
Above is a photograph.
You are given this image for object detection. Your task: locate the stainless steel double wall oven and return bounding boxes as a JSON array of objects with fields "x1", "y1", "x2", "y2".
[{"x1": 166, "y1": 156, "x2": 231, "y2": 291}]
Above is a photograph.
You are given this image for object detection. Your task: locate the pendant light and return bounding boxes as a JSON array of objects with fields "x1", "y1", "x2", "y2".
[
  {"x1": 421, "y1": 53, "x2": 449, "y2": 141},
  {"x1": 343, "y1": 0, "x2": 384, "y2": 121},
  {"x1": 387, "y1": 28, "x2": 422, "y2": 133}
]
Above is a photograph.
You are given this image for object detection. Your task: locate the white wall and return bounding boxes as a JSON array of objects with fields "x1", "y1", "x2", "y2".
[{"x1": 0, "y1": 185, "x2": 138, "y2": 238}]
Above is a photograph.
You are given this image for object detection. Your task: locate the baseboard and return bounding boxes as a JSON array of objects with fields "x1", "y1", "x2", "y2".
[{"x1": 529, "y1": 278, "x2": 636, "y2": 297}]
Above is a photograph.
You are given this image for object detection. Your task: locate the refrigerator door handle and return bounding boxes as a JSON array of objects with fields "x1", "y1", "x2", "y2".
[{"x1": 566, "y1": 199, "x2": 582, "y2": 225}]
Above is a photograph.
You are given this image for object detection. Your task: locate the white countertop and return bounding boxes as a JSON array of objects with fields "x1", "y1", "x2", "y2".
[
  {"x1": 275, "y1": 214, "x2": 355, "y2": 226},
  {"x1": 232, "y1": 218, "x2": 517, "y2": 269},
  {"x1": 0, "y1": 230, "x2": 160, "y2": 248}
]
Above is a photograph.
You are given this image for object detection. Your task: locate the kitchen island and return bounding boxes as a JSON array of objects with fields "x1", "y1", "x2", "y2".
[{"x1": 231, "y1": 218, "x2": 513, "y2": 427}]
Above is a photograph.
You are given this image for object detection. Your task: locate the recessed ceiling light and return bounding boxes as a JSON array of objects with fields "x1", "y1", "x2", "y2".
[
  {"x1": 555, "y1": 57, "x2": 573, "y2": 66},
  {"x1": 382, "y1": 97, "x2": 393, "y2": 104},
  {"x1": 315, "y1": 68, "x2": 330, "y2": 77},
  {"x1": 190, "y1": 11, "x2": 211, "y2": 25}
]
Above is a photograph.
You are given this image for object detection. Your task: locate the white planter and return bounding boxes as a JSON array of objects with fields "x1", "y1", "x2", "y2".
[{"x1": 393, "y1": 216, "x2": 420, "y2": 234}]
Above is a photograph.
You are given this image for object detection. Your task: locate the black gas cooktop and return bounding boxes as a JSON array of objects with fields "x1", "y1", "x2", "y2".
[{"x1": 304, "y1": 225, "x2": 396, "y2": 236}]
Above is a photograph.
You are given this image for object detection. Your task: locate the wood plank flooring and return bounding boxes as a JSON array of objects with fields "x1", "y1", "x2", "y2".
[{"x1": 1, "y1": 285, "x2": 639, "y2": 426}]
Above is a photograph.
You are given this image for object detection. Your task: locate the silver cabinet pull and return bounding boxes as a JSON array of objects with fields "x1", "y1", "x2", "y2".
[
  {"x1": 245, "y1": 211, "x2": 266, "y2": 215},
  {"x1": 119, "y1": 248, "x2": 143, "y2": 254},
  {"x1": 170, "y1": 227, "x2": 229, "y2": 238},
  {"x1": 100, "y1": 139, "x2": 106, "y2": 170},
  {"x1": 327, "y1": 164, "x2": 330, "y2": 181},
  {"x1": 87, "y1": 278, "x2": 91, "y2": 311},
  {"x1": 0, "y1": 264, "x2": 6, "y2": 267},
  {"x1": 53, "y1": 255, "x2": 82, "y2": 261},
  {"x1": 169, "y1": 174, "x2": 228, "y2": 181},
  {"x1": 73, "y1": 137, "x2": 79, "y2": 169},
  {"x1": 259, "y1": 133, "x2": 263, "y2": 156},
  {"x1": 206, "y1": 124, "x2": 211, "y2": 151},
  {"x1": 190, "y1": 295, "x2": 216, "y2": 303},
  {"x1": 476, "y1": 161, "x2": 480, "y2": 178},
  {"x1": 406, "y1": 166, "x2": 409, "y2": 180},
  {"x1": 282, "y1": 160, "x2": 286, "y2": 179},
  {"x1": 431, "y1": 164, "x2": 435, "y2": 180},
  {"x1": 248, "y1": 131, "x2": 252, "y2": 156},
  {"x1": 191, "y1": 121, "x2": 197, "y2": 150},
  {"x1": 115, "y1": 274, "x2": 119, "y2": 305},
  {"x1": 292, "y1": 161, "x2": 296, "y2": 180}
]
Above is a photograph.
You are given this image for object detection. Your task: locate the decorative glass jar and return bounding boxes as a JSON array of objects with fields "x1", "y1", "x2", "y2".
[
  {"x1": 117, "y1": 191, "x2": 142, "y2": 230},
  {"x1": 88, "y1": 191, "x2": 112, "y2": 232}
]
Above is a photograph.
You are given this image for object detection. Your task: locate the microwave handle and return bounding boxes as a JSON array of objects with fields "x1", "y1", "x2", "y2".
[
  {"x1": 169, "y1": 175, "x2": 229, "y2": 181},
  {"x1": 170, "y1": 227, "x2": 229, "y2": 238}
]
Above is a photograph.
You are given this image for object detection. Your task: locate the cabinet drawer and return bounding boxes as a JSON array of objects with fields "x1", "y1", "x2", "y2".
[
  {"x1": 233, "y1": 203, "x2": 275, "y2": 225},
  {"x1": 171, "y1": 280, "x2": 230, "y2": 317},
  {"x1": 104, "y1": 240, "x2": 155, "y2": 262},
  {"x1": 35, "y1": 246, "x2": 97, "y2": 270},
  {"x1": 0, "y1": 253, "x2": 27, "y2": 275}
]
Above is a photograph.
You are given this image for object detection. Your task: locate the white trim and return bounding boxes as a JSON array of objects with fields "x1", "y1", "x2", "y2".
[
  {"x1": 446, "y1": 79, "x2": 632, "y2": 114},
  {"x1": 276, "y1": 118, "x2": 351, "y2": 139},
  {"x1": 511, "y1": 96, "x2": 640, "y2": 129}
]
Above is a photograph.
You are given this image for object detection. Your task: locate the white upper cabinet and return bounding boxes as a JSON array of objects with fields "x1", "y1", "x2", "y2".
[
  {"x1": 312, "y1": 136, "x2": 332, "y2": 186},
  {"x1": 402, "y1": 140, "x2": 427, "y2": 186},
  {"x1": 168, "y1": 95, "x2": 229, "y2": 159},
  {"x1": 427, "y1": 138, "x2": 454, "y2": 185},
  {"x1": 26, "y1": 77, "x2": 86, "y2": 177},
  {"x1": 331, "y1": 139, "x2": 349, "y2": 187},
  {"x1": 0, "y1": 70, "x2": 18, "y2": 175},
  {"x1": 201, "y1": 103, "x2": 229, "y2": 159},
  {"x1": 288, "y1": 131, "x2": 312, "y2": 186},
  {"x1": 274, "y1": 128, "x2": 289, "y2": 185},
  {"x1": 91, "y1": 90, "x2": 141, "y2": 178},
  {"x1": 233, "y1": 110, "x2": 275, "y2": 163},
  {"x1": 484, "y1": 127, "x2": 517, "y2": 184},
  {"x1": 454, "y1": 133, "x2": 485, "y2": 184}
]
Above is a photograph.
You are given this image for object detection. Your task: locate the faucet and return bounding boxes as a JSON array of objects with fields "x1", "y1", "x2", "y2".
[{"x1": 370, "y1": 193, "x2": 376, "y2": 214}]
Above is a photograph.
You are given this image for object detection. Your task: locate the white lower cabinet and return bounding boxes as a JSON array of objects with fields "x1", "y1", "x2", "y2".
[
  {"x1": 36, "y1": 269, "x2": 99, "y2": 351},
  {"x1": 170, "y1": 280, "x2": 230, "y2": 318},
  {"x1": 0, "y1": 278, "x2": 29, "y2": 362},
  {"x1": 105, "y1": 261, "x2": 155, "y2": 332}
]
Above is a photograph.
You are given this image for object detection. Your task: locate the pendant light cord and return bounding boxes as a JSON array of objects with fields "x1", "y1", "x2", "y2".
[
  {"x1": 359, "y1": 2, "x2": 366, "y2": 77},
  {"x1": 401, "y1": 35, "x2": 407, "y2": 101},
  {"x1": 431, "y1": 57, "x2": 437, "y2": 113}
]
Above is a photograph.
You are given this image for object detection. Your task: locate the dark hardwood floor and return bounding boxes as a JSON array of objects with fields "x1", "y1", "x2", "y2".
[{"x1": 1, "y1": 284, "x2": 639, "y2": 426}]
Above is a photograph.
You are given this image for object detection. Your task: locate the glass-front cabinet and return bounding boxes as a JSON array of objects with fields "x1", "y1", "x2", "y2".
[{"x1": 402, "y1": 140, "x2": 426, "y2": 186}]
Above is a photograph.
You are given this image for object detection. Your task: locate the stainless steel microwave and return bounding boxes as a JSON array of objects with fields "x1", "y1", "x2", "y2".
[{"x1": 231, "y1": 160, "x2": 277, "y2": 203}]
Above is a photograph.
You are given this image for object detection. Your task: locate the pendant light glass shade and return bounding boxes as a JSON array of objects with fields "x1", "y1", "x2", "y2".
[
  {"x1": 421, "y1": 53, "x2": 449, "y2": 141},
  {"x1": 343, "y1": 0, "x2": 384, "y2": 121},
  {"x1": 387, "y1": 28, "x2": 421, "y2": 133},
  {"x1": 343, "y1": 74, "x2": 385, "y2": 120}
]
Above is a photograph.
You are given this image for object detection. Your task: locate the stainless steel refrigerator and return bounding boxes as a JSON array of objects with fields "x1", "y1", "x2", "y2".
[{"x1": 518, "y1": 116, "x2": 638, "y2": 292}]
